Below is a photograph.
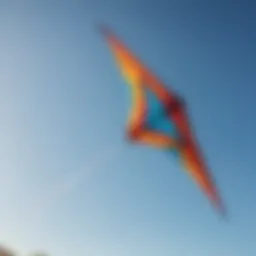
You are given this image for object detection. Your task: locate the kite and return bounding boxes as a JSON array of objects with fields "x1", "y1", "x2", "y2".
[{"x1": 100, "y1": 25, "x2": 225, "y2": 216}]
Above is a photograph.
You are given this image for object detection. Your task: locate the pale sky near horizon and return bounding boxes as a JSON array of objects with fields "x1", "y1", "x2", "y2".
[{"x1": 0, "y1": 1, "x2": 256, "y2": 256}]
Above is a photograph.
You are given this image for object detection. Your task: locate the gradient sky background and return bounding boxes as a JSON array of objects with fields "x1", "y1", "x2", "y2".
[{"x1": 0, "y1": 1, "x2": 255, "y2": 256}]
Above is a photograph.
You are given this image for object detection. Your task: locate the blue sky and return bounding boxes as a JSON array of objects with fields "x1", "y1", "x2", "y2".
[{"x1": 0, "y1": 1, "x2": 255, "y2": 255}]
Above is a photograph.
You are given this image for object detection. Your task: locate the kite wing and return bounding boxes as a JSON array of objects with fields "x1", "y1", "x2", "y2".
[{"x1": 100, "y1": 26, "x2": 225, "y2": 216}]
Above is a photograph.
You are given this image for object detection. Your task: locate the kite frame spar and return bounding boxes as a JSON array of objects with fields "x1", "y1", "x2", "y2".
[{"x1": 100, "y1": 25, "x2": 226, "y2": 217}]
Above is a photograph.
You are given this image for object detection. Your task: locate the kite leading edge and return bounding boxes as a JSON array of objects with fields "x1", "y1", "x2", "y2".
[{"x1": 100, "y1": 25, "x2": 226, "y2": 217}]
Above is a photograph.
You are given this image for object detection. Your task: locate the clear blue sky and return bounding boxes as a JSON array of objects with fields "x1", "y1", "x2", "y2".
[{"x1": 1, "y1": 1, "x2": 255, "y2": 255}]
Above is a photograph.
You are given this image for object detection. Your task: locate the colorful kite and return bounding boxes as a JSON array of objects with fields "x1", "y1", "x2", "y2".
[{"x1": 100, "y1": 26, "x2": 225, "y2": 216}]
